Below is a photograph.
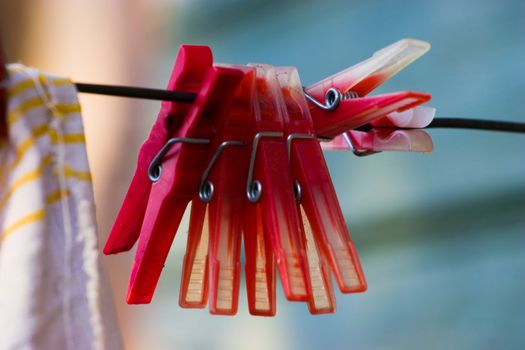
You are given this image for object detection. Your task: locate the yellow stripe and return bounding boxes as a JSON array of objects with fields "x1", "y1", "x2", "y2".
[
  {"x1": 7, "y1": 97, "x2": 81, "y2": 126},
  {"x1": 7, "y1": 97, "x2": 45, "y2": 125},
  {"x1": 51, "y1": 78, "x2": 72, "y2": 87},
  {"x1": 0, "y1": 188, "x2": 70, "y2": 242},
  {"x1": 0, "y1": 210, "x2": 46, "y2": 241},
  {"x1": 63, "y1": 166, "x2": 92, "y2": 182},
  {"x1": 0, "y1": 155, "x2": 54, "y2": 213},
  {"x1": 57, "y1": 103, "x2": 81, "y2": 115},
  {"x1": 8, "y1": 76, "x2": 73, "y2": 98},
  {"x1": 49, "y1": 130, "x2": 86, "y2": 144},
  {"x1": 0, "y1": 125, "x2": 86, "y2": 185},
  {"x1": 0, "y1": 124, "x2": 50, "y2": 184},
  {"x1": 46, "y1": 188, "x2": 69, "y2": 203},
  {"x1": 8, "y1": 80, "x2": 35, "y2": 98}
]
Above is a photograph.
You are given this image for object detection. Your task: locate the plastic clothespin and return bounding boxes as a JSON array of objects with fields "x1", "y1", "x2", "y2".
[
  {"x1": 128, "y1": 64, "x2": 243, "y2": 304},
  {"x1": 0, "y1": 35, "x2": 8, "y2": 139},
  {"x1": 105, "y1": 45, "x2": 245, "y2": 304},
  {"x1": 322, "y1": 106, "x2": 436, "y2": 153},
  {"x1": 244, "y1": 64, "x2": 312, "y2": 308},
  {"x1": 179, "y1": 65, "x2": 255, "y2": 314},
  {"x1": 104, "y1": 46, "x2": 213, "y2": 255},
  {"x1": 276, "y1": 67, "x2": 367, "y2": 314},
  {"x1": 305, "y1": 39, "x2": 432, "y2": 139}
]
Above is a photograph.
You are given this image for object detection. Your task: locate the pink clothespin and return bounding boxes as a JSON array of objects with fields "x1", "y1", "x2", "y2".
[
  {"x1": 105, "y1": 45, "x2": 245, "y2": 303},
  {"x1": 179, "y1": 65, "x2": 254, "y2": 314},
  {"x1": 322, "y1": 107, "x2": 436, "y2": 153},
  {"x1": 243, "y1": 64, "x2": 312, "y2": 306},
  {"x1": 104, "y1": 46, "x2": 213, "y2": 255},
  {"x1": 276, "y1": 66, "x2": 366, "y2": 314},
  {"x1": 304, "y1": 39, "x2": 432, "y2": 139}
]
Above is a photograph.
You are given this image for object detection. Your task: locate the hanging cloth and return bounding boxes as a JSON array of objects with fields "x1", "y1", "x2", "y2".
[{"x1": 0, "y1": 64, "x2": 122, "y2": 350}]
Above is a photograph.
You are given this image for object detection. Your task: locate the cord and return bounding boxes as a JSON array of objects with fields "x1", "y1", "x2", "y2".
[{"x1": 74, "y1": 82, "x2": 525, "y2": 134}]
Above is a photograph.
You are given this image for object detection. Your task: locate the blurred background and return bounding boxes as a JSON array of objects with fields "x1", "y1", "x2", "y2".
[{"x1": 1, "y1": 0, "x2": 524, "y2": 349}]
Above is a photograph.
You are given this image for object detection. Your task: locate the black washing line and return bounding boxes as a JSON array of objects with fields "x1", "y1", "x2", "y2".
[{"x1": 74, "y1": 83, "x2": 525, "y2": 134}]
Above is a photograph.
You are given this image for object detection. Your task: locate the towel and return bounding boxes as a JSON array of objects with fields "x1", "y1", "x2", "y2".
[{"x1": 0, "y1": 64, "x2": 123, "y2": 350}]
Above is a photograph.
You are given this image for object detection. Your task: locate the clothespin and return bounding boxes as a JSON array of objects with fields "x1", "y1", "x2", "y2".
[
  {"x1": 0, "y1": 34, "x2": 8, "y2": 139},
  {"x1": 105, "y1": 45, "x2": 244, "y2": 303},
  {"x1": 243, "y1": 64, "x2": 312, "y2": 308},
  {"x1": 322, "y1": 106, "x2": 436, "y2": 153},
  {"x1": 179, "y1": 65, "x2": 254, "y2": 314},
  {"x1": 129, "y1": 63, "x2": 243, "y2": 304},
  {"x1": 304, "y1": 39, "x2": 432, "y2": 138},
  {"x1": 104, "y1": 46, "x2": 214, "y2": 255},
  {"x1": 276, "y1": 66, "x2": 367, "y2": 314}
]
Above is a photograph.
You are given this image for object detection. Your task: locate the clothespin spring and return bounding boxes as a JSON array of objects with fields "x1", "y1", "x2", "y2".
[
  {"x1": 198, "y1": 140, "x2": 245, "y2": 202},
  {"x1": 148, "y1": 137, "x2": 210, "y2": 182},
  {"x1": 246, "y1": 132, "x2": 283, "y2": 203},
  {"x1": 302, "y1": 87, "x2": 359, "y2": 111},
  {"x1": 286, "y1": 133, "x2": 315, "y2": 203}
]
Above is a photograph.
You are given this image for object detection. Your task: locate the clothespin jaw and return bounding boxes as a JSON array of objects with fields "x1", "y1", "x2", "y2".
[
  {"x1": 321, "y1": 107, "x2": 436, "y2": 153},
  {"x1": 0, "y1": 35, "x2": 8, "y2": 140},
  {"x1": 104, "y1": 46, "x2": 213, "y2": 255},
  {"x1": 305, "y1": 39, "x2": 432, "y2": 138}
]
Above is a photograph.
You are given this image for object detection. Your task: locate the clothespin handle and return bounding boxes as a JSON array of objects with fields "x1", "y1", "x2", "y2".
[{"x1": 0, "y1": 33, "x2": 8, "y2": 139}]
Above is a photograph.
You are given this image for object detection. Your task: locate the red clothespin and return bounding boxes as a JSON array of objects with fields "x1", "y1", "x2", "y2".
[
  {"x1": 179, "y1": 65, "x2": 254, "y2": 314},
  {"x1": 104, "y1": 46, "x2": 213, "y2": 255},
  {"x1": 0, "y1": 35, "x2": 8, "y2": 139},
  {"x1": 243, "y1": 64, "x2": 312, "y2": 310},
  {"x1": 128, "y1": 64, "x2": 243, "y2": 304},
  {"x1": 305, "y1": 39, "x2": 432, "y2": 138},
  {"x1": 322, "y1": 107, "x2": 436, "y2": 153},
  {"x1": 239, "y1": 66, "x2": 279, "y2": 316},
  {"x1": 276, "y1": 67, "x2": 366, "y2": 314},
  {"x1": 106, "y1": 45, "x2": 245, "y2": 304}
]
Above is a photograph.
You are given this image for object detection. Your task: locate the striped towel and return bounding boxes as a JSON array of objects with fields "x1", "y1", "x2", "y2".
[{"x1": 0, "y1": 64, "x2": 122, "y2": 350}]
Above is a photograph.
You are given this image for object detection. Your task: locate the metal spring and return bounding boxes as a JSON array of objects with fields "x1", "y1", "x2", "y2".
[{"x1": 303, "y1": 87, "x2": 359, "y2": 111}]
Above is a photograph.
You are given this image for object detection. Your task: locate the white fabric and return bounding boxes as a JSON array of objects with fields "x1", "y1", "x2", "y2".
[{"x1": 0, "y1": 64, "x2": 123, "y2": 350}]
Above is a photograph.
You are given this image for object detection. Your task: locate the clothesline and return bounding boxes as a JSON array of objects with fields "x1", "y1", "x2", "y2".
[{"x1": 74, "y1": 82, "x2": 525, "y2": 134}]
